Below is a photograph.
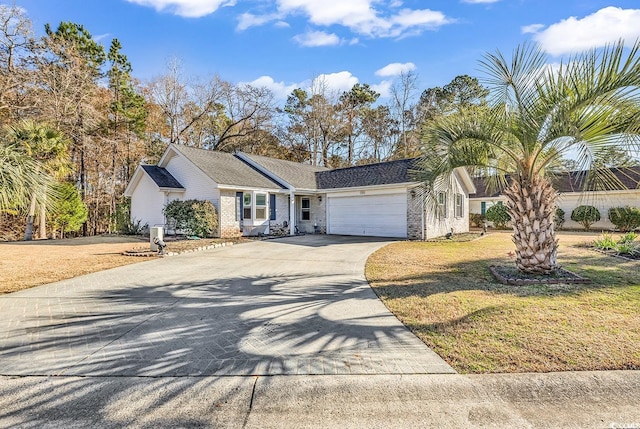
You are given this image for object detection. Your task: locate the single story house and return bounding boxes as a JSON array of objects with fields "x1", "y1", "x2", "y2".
[
  {"x1": 469, "y1": 167, "x2": 640, "y2": 230},
  {"x1": 124, "y1": 144, "x2": 477, "y2": 239}
]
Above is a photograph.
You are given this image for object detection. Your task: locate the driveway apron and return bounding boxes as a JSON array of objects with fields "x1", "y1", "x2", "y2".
[{"x1": 0, "y1": 235, "x2": 454, "y2": 377}]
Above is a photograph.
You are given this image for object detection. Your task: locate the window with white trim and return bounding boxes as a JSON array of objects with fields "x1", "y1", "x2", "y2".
[
  {"x1": 301, "y1": 198, "x2": 311, "y2": 221},
  {"x1": 455, "y1": 193, "x2": 463, "y2": 218},
  {"x1": 255, "y1": 193, "x2": 267, "y2": 220},
  {"x1": 437, "y1": 192, "x2": 447, "y2": 219},
  {"x1": 243, "y1": 193, "x2": 252, "y2": 220}
]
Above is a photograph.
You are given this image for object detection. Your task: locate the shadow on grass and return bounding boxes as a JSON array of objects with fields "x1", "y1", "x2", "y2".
[{"x1": 369, "y1": 241, "x2": 640, "y2": 300}]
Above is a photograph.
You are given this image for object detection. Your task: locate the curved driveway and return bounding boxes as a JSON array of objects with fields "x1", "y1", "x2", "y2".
[{"x1": 0, "y1": 235, "x2": 453, "y2": 377}]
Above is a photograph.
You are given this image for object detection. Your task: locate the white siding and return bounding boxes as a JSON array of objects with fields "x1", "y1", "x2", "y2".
[
  {"x1": 422, "y1": 177, "x2": 470, "y2": 239},
  {"x1": 558, "y1": 190, "x2": 640, "y2": 230},
  {"x1": 471, "y1": 190, "x2": 640, "y2": 230},
  {"x1": 130, "y1": 173, "x2": 167, "y2": 229},
  {"x1": 165, "y1": 154, "x2": 221, "y2": 206}
]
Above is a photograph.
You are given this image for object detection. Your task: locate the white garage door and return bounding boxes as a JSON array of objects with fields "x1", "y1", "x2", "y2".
[{"x1": 327, "y1": 193, "x2": 407, "y2": 238}]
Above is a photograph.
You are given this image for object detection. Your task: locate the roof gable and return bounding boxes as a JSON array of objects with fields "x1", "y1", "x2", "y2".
[
  {"x1": 168, "y1": 145, "x2": 284, "y2": 189},
  {"x1": 239, "y1": 152, "x2": 328, "y2": 190}
]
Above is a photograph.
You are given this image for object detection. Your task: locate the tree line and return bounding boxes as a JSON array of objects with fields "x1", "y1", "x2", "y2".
[{"x1": 0, "y1": 5, "x2": 489, "y2": 240}]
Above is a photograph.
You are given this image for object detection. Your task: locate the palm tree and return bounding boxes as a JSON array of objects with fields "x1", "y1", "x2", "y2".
[
  {"x1": 6, "y1": 120, "x2": 69, "y2": 240},
  {"x1": 417, "y1": 41, "x2": 640, "y2": 274},
  {"x1": 0, "y1": 144, "x2": 48, "y2": 213}
]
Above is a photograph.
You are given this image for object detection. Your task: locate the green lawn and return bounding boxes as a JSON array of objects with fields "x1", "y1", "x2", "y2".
[{"x1": 366, "y1": 231, "x2": 640, "y2": 373}]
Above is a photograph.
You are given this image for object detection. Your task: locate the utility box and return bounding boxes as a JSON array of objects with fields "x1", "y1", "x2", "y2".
[{"x1": 150, "y1": 227, "x2": 164, "y2": 251}]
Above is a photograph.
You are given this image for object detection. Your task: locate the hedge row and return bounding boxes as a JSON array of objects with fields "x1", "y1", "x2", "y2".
[{"x1": 472, "y1": 205, "x2": 640, "y2": 232}]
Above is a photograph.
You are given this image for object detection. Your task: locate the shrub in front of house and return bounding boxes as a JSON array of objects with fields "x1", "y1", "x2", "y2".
[
  {"x1": 164, "y1": 199, "x2": 218, "y2": 237},
  {"x1": 608, "y1": 206, "x2": 640, "y2": 232},
  {"x1": 469, "y1": 213, "x2": 485, "y2": 228},
  {"x1": 570, "y1": 205, "x2": 601, "y2": 231},
  {"x1": 485, "y1": 203, "x2": 510, "y2": 229},
  {"x1": 554, "y1": 207, "x2": 565, "y2": 230}
]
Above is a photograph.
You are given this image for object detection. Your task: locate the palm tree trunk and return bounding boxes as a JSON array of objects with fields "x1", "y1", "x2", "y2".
[
  {"x1": 23, "y1": 193, "x2": 36, "y2": 241},
  {"x1": 38, "y1": 198, "x2": 47, "y2": 239},
  {"x1": 503, "y1": 175, "x2": 559, "y2": 274}
]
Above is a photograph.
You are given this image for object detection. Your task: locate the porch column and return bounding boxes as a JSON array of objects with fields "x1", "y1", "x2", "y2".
[{"x1": 289, "y1": 191, "x2": 296, "y2": 236}]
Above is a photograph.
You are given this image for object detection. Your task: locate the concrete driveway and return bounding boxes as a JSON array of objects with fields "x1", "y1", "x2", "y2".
[
  {"x1": 2, "y1": 235, "x2": 639, "y2": 428},
  {"x1": 0, "y1": 235, "x2": 452, "y2": 377}
]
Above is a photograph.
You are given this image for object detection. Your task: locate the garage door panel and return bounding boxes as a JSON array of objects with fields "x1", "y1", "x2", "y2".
[{"x1": 327, "y1": 193, "x2": 407, "y2": 238}]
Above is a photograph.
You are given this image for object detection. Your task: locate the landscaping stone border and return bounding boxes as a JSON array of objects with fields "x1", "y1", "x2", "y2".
[
  {"x1": 489, "y1": 265, "x2": 592, "y2": 285},
  {"x1": 123, "y1": 241, "x2": 236, "y2": 258}
]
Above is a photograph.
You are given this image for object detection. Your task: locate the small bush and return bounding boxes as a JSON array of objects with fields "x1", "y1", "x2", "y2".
[
  {"x1": 593, "y1": 234, "x2": 617, "y2": 250},
  {"x1": 554, "y1": 207, "x2": 565, "y2": 229},
  {"x1": 164, "y1": 199, "x2": 218, "y2": 237},
  {"x1": 570, "y1": 205, "x2": 601, "y2": 230},
  {"x1": 469, "y1": 213, "x2": 485, "y2": 228},
  {"x1": 608, "y1": 206, "x2": 640, "y2": 232},
  {"x1": 485, "y1": 203, "x2": 510, "y2": 229},
  {"x1": 618, "y1": 232, "x2": 638, "y2": 245},
  {"x1": 593, "y1": 232, "x2": 639, "y2": 257}
]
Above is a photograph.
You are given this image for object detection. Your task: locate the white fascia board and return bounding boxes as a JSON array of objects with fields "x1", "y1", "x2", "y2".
[
  {"x1": 454, "y1": 167, "x2": 477, "y2": 194},
  {"x1": 234, "y1": 152, "x2": 294, "y2": 190},
  {"x1": 217, "y1": 184, "x2": 284, "y2": 193},
  {"x1": 123, "y1": 164, "x2": 148, "y2": 197},
  {"x1": 323, "y1": 182, "x2": 414, "y2": 195},
  {"x1": 157, "y1": 143, "x2": 176, "y2": 167},
  {"x1": 159, "y1": 187, "x2": 185, "y2": 193}
]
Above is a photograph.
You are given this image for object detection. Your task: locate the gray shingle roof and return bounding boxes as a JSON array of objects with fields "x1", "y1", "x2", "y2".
[
  {"x1": 141, "y1": 165, "x2": 184, "y2": 189},
  {"x1": 241, "y1": 153, "x2": 328, "y2": 190},
  {"x1": 171, "y1": 145, "x2": 284, "y2": 189},
  {"x1": 471, "y1": 166, "x2": 640, "y2": 198},
  {"x1": 316, "y1": 158, "x2": 420, "y2": 189}
]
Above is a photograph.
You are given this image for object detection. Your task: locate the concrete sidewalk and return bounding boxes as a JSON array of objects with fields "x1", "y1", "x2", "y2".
[
  {"x1": 1, "y1": 235, "x2": 639, "y2": 427},
  {"x1": 1, "y1": 371, "x2": 639, "y2": 428}
]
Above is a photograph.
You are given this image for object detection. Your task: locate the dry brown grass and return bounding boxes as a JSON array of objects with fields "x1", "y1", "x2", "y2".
[
  {"x1": 366, "y1": 230, "x2": 640, "y2": 374},
  {"x1": 0, "y1": 235, "x2": 245, "y2": 294}
]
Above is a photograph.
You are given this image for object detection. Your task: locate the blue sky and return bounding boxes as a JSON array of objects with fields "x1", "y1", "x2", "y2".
[{"x1": 13, "y1": 0, "x2": 640, "y2": 101}]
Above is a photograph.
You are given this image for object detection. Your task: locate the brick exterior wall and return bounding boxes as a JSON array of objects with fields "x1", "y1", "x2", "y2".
[
  {"x1": 407, "y1": 188, "x2": 423, "y2": 240},
  {"x1": 219, "y1": 190, "x2": 242, "y2": 238},
  {"x1": 296, "y1": 195, "x2": 326, "y2": 234},
  {"x1": 406, "y1": 182, "x2": 470, "y2": 240}
]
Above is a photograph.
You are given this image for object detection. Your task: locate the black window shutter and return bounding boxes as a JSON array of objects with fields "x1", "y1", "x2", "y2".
[
  {"x1": 269, "y1": 194, "x2": 276, "y2": 220},
  {"x1": 236, "y1": 192, "x2": 243, "y2": 221}
]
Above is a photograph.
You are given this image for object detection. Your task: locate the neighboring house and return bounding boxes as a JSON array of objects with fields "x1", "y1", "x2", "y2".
[
  {"x1": 124, "y1": 144, "x2": 477, "y2": 239},
  {"x1": 469, "y1": 167, "x2": 640, "y2": 229}
]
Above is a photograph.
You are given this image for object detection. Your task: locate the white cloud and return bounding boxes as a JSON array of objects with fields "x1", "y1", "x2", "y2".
[
  {"x1": 238, "y1": 13, "x2": 277, "y2": 31},
  {"x1": 371, "y1": 80, "x2": 392, "y2": 98},
  {"x1": 248, "y1": 69, "x2": 403, "y2": 101},
  {"x1": 311, "y1": 71, "x2": 359, "y2": 94},
  {"x1": 125, "y1": 0, "x2": 235, "y2": 18},
  {"x1": 248, "y1": 76, "x2": 300, "y2": 100},
  {"x1": 521, "y1": 23, "x2": 544, "y2": 34},
  {"x1": 240, "y1": 0, "x2": 452, "y2": 39},
  {"x1": 93, "y1": 33, "x2": 111, "y2": 43},
  {"x1": 246, "y1": 71, "x2": 359, "y2": 100},
  {"x1": 375, "y1": 62, "x2": 416, "y2": 77},
  {"x1": 293, "y1": 30, "x2": 341, "y2": 47},
  {"x1": 533, "y1": 7, "x2": 640, "y2": 56}
]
